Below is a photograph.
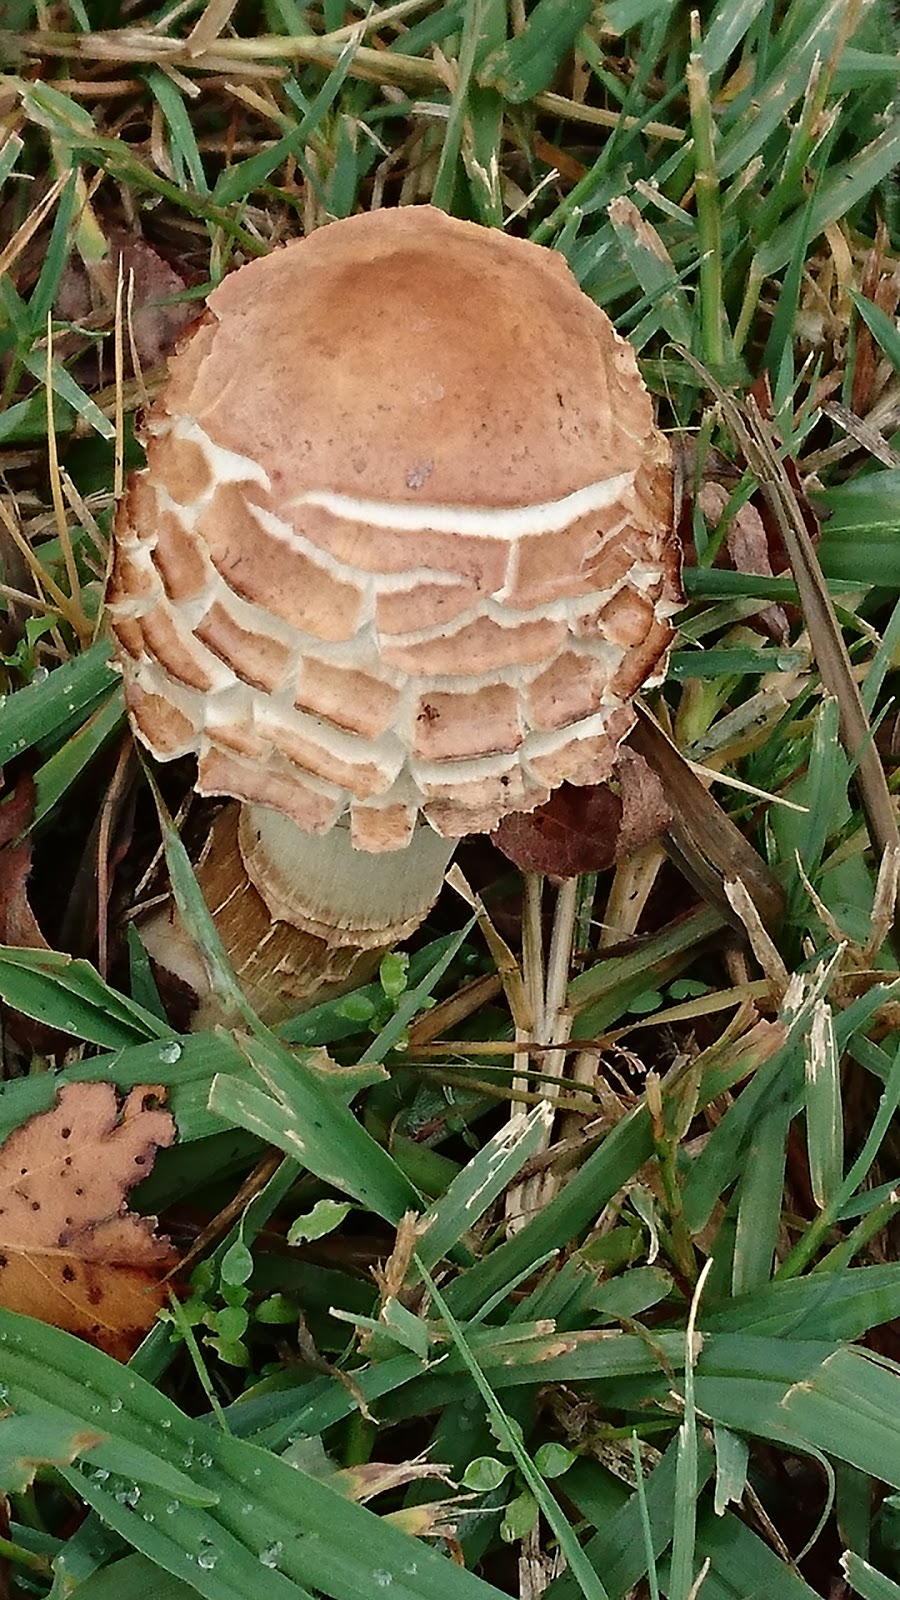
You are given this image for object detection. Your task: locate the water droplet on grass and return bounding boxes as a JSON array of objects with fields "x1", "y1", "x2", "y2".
[
  {"x1": 259, "y1": 1543, "x2": 283, "y2": 1569},
  {"x1": 159, "y1": 1040, "x2": 183, "y2": 1064},
  {"x1": 109, "y1": 1396, "x2": 123, "y2": 1413},
  {"x1": 197, "y1": 1551, "x2": 217, "y2": 1570}
]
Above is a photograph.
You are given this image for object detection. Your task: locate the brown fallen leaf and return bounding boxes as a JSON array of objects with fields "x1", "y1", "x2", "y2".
[
  {"x1": 56, "y1": 230, "x2": 195, "y2": 377},
  {"x1": 0, "y1": 777, "x2": 47, "y2": 952},
  {"x1": 698, "y1": 481, "x2": 790, "y2": 644},
  {"x1": 0, "y1": 1082, "x2": 178, "y2": 1360},
  {"x1": 491, "y1": 750, "x2": 671, "y2": 878},
  {"x1": 0, "y1": 778, "x2": 65, "y2": 1056}
]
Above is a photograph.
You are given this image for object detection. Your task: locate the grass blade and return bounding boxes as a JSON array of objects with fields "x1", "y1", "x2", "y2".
[
  {"x1": 0, "y1": 947, "x2": 171, "y2": 1046},
  {"x1": 0, "y1": 639, "x2": 116, "y2": 766},
  {"x1": 420, "y1": 1260, "x2": 611, "y2": 1600},
  {"x1": 681, "y1": 353, "x2": 900, "y2": 871},
  {"x1": 210, "y1": 1029, "x2": 422, "y2": 1224},
  {"x1": 2, "y1": 1308, "x2": 511, "y2": 1600}
]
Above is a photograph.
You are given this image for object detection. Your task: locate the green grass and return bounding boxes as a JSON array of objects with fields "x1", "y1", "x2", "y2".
[{"x1": 1, "y1": 1, "x2": 900, "y2": 1596}]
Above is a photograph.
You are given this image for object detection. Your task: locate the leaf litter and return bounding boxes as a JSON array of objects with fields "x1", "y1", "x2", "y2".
[{"x1": 0, "y1": 1081, "x2": 177, "y2": 1358}]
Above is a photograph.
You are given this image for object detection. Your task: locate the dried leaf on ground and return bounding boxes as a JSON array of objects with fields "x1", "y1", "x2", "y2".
[
  {"x1": 0, "y1": 778, "x2": 63, "y2": 1055},
  {"x1": 491, "y1": 750, "x2": 671, "y2": 877},
  {"x1": 0, "y1": 1082, "x2": 177, "y2": 1359},
  {"x1": 0, "y1": 777, "x2": 47, "y2": 951},
  {"x1": 56, "y1": 231, "x2": 195, "y2": 373},
  {"x1": 698, "y1": 481, "x2": 790, "y2": 643}
]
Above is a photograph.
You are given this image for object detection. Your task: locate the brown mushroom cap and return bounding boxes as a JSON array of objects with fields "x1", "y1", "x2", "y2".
[{"x1": 108, "y1": 205, "x2": 680, "y2": 850}]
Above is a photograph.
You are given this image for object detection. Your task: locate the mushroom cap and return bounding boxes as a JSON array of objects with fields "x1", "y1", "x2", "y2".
[{"x1": 108, "y1": 205, "x2": 680, "y2": 850}]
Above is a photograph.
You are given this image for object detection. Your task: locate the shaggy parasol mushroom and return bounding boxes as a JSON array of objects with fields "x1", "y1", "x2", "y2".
[{"x1": 107, "y1": 205, "x2": 680, "y2": 1022}]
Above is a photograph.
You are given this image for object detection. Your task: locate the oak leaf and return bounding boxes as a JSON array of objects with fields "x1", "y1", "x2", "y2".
[{"x1": 0, "y1": 1082, "x2": 177, "y2": 1359}]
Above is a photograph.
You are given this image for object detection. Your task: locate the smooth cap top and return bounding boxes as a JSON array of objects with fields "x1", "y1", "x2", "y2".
[{"x1": 108, "y1": 205, "x2": 680, "y2": 849}]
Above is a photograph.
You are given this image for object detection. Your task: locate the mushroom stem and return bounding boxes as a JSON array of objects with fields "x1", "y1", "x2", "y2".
[
  {"x1": 138, "y1": 803, "x2": 455, "y2": 1028},
  {"x1": 237, "y1": 803, "x2": 456, "y2": 946}
]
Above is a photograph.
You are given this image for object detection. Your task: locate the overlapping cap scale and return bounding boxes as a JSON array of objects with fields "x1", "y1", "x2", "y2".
[{"x1": 108, "y1": 205, "x2": 680, "y2": 850}]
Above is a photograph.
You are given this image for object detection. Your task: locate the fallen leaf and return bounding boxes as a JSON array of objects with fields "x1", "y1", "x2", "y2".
[
  {"x1": 698, "y1": 482, "x2": 790, "y2": 644},
  {"x1": 0, "y1": 1082, "x2": 177, "y2": 1359},
  {"x1": 56, "y1": 230, "x2": 195, "y2": 376},
  {"x1": 0, "y1": 777, "x2": 47, "y2": 951},
  {"x1": 114, "y1": 232, "x2": 197, "y2": 370},
  {"x1": 491, "y1": 750, "x2": 671, "y2": 877},
  {"x1": 0, "y1": 778, "x2": 66, "y2": 1055}
]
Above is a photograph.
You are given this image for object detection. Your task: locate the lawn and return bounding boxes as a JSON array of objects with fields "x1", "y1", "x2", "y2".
[{"x1": 1, "y1": 2, "x2": 900, "y2": 1597}]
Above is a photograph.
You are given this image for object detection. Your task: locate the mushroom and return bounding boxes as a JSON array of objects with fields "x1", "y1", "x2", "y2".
[{"x1": 107, "y1": 205, "x2": 680, "y2": 1022}]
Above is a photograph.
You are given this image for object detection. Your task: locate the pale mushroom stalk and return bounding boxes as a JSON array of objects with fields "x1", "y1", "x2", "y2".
[
  {"x1": 107, "y1": 206, "x2": 680, "y2": 1025},
  {"x1": 137, "y1": 804, "x2": 455, "y2": 1027}
]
